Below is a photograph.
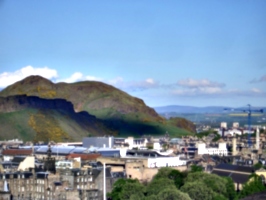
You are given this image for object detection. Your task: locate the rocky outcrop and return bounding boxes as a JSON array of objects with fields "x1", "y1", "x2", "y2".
[{"x1": 0, "y1": 95, "x2": 75, "y2": 113}]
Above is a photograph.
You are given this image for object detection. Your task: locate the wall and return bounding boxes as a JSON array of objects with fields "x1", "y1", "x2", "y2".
[{"x1": 125, "y1": 160, "x2": 187, "y2": 182}]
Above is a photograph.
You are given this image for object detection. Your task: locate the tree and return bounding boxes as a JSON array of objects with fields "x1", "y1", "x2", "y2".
[
  {"x1": 146, "y1": 178, "x2": 176, "y2": 196},
  {"x1": 253, "y1": 162, "x2": 263, "y2": 170},
  {"x1": 107, "y1": 178, "x2": 141, "y2": 200},
  {"x1": 153, "y1": 167, "x2": 173, "y2": 179},
  {"x1": 190, "y1": 164, "x2": 203, "y2": 173},
  {"x1": 156, "y1": 188, "x2": 191, "y2": 200},
  {"x1": 168, "y1": 169, "x2": 187, "y2": 188},
  {"x1": 153, "y1": 167, "x2": 187, "y2": 189},
  {"x1": 238, "y1": 174, "x2": 266, "y2": 199},
  {"x1": 129, "y1": 194, "x2": 145, "y2": 200},
  {"x1": 119, "y1": 181, "x2": 145, "y2": 200},
  {"x1": 181, "y1": 181, "x2": 215, "y2": 200},
  {"x1": 213, "y1": 194, "x2": 228, "y2": 200},
  {"x1": 185, "y1": 172, "x2": 227, "y2": 197},
  {"x1": 223, "y1": 177, "x2": 237, "y2": 200}
]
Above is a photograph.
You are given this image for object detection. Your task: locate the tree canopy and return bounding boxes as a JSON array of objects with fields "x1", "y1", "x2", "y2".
[
  {"x1": 238, "y1": 174, "x2": 266, "y2": 199},
  {"x1": 107, "y1": 167, "x2": 266, "y2": 200},
  {"x1": 180, "y1": 181, "x2": 215, "y2": 200}
]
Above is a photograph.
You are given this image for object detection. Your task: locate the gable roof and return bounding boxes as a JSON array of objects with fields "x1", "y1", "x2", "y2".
[
  {"x1": 212, "y1": 163, "x2": 254, "y2": 184},
  {"x1": 214, "y1": 163, "x2": 255, "y2": 173}
]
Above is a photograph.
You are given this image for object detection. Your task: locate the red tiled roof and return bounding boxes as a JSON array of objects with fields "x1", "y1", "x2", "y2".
[
  {"x1": 2, "y1": 149, "x2": 32, "y2": 156},
  {"x1": 66, "y1": 153, "x2": 101, "y2": 161}
]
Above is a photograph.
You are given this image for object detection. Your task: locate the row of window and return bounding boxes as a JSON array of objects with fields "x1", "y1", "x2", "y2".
[{"x1": 76, "y1": 177, "x2": 92, "y2": 182}]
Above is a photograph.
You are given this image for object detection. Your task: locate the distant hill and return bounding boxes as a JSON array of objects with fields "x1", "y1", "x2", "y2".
[
  {"x1": 0, "y1": 76, "x2": 196, "y2": 140},
  {"x1": 154, "y1": 105, "x2": 266, "y2": 114}
]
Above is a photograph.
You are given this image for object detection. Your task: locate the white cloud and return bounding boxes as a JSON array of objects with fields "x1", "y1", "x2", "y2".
[
  {"x1": 171, "y1": 86, "x2": 265, "y2": 97},
  {"x1": 85, "y1": 75, "x2": 102, "y2": 81},
  {"x1": 146, "y1": 78, "x2": 155, "y2": 84},
  {"x1": 172, "y1": 87, "x2": 223, "y2": 96},
  {"x1": 0, "y1": 66, "x2": 58, "y2": 88},
  {"x1": 109, "y1": 78, "x2": 159, "y2": 91},
  {"x1": 56, "y1": 72, "x2": 102, "y2": 83},
  {"x1": 59, "y1": 72, "x2": 83, "y2": 83},
  {"x1": 0, "y1": 67, "x2": 104, "y2": 89},
  {"x1": 171, "y1": 78, "x2": 225, "y2": 96},
  {"x1": 177, "y1": 78, "x2": 225, "y2": 88},
  {"x1": 108, "y1": 77, "x2": 124, "y2": 85},
  {"x1": 251, "y1": 88, "x2": 262, "y2": 93}
]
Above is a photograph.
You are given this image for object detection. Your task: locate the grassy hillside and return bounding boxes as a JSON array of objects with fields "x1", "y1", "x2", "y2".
[
  {"x1": 0, "y1": 76, "x2": 196, "y2": 138},
  {"x1": 0, "y1": 95, "x2": 117, "y2": 142},
  {"x1": 0, "y1": 109, "x2": 36, "y2": 141},
  {"x1": 0, "y1": 108, "x2": 116, "y2": 142}
]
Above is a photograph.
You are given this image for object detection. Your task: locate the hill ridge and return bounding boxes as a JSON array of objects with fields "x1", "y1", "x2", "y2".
[{"x1": 0, "y1": 76, "x2": 196, "y2": 139}]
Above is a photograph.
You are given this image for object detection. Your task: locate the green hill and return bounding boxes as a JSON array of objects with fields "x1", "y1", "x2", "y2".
[
  {"x1": 0, "y1": 95, "x2": 115, "y2": 142},
  {"x1": 0, "y1": 76, "x2": 196, "y2": 140}
]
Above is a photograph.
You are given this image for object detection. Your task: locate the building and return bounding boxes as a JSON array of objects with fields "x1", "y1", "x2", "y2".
[
  {"x1": 113, "y1": 137, "x2": 148, "y2": 149},
  {"x1": 221, "y1": 122, "x2": 227, "y2": 129},
  {"x1": 2, "y1": 149, "x2": 33, "y2": 161},
  {"x1": 83, "y1": 137, "x2": 114, "y2": 148},
  {"x1": 211, "y1": 163, "x2": 255, "y2": 190},
  {"x1": 197, "y1": 142, "x2": 228, "y2": 156}
]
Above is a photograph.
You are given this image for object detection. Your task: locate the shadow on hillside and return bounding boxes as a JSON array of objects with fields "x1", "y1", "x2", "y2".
[
  {"x1": 103, "y1": 118, "x2": 162, "y2": 137},
  {"x1": 70, "y1": 111, "x2": 164, "y2": 137}
]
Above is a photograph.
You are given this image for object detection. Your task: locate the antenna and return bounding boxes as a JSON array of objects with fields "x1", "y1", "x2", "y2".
[{"x1": 224, "y1": 104, "x2": 263, "y2": 147}]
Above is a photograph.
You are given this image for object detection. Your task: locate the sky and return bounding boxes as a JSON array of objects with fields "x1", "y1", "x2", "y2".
[{"x1": 0, "y1": 0, "x2": 266, "y2": 108}]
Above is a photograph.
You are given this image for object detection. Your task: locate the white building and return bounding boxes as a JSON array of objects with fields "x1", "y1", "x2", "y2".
[
  {"x1": 228, "y1": 129, "x2": 242, "y2": 136},
  {"x1": 147, "y1": 156, "x2": 187, "y2": 168},
  {"x1": 221, "y1": 122, "x2": 227, "y2": 129},
  {"x1": 197, "y1": 143, "x2": 228, "y2": 156},
  {"x1": 18, "y1": 156, "x2": 35, "y2": 171},
  {"x1": 232, "y1": 122, "x2": 239, "y2": 128},
  {"x1": 124, "y1": 137, "x2": 148, "y2": 149},
  {"x1": 218, "y1": 128, "x2": 242, "y2": 136}
]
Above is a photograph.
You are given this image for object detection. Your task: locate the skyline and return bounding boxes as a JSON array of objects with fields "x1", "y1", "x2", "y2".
[{"x1": 0, "y1": 1, "x2": 266, "y2": 108}]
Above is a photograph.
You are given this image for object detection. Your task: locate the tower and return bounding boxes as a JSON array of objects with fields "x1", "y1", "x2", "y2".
[
  {"x1": 224, "y1": 105, "x2": 263, "y2": 147},
  {"x1": 256, "y1": 126, "x2": 260, "y2": 150},
  {"x1": 232, "y1": 136, "x2": 237, "y2": 156},
  {"x1": 221, "y1": 122, "x2": 227, "y2": 129},
  {"x1": 43, "y1": 144, "x2": 56, "y2": 174}
]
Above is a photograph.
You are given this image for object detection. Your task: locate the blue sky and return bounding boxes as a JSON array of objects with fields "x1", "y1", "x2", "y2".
[{"x1": 0, "y1": 0, "x2": 265, "y2": 107}]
